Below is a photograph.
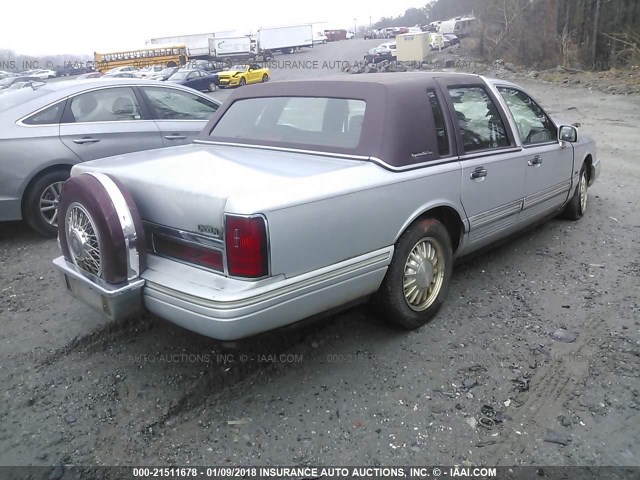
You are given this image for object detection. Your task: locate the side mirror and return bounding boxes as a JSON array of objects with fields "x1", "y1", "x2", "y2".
[{"x1": 559, "y1": 125, "x2": 578, "y2": 143}]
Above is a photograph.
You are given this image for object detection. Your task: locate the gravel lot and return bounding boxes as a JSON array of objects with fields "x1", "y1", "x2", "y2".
[{"x1": 1, "y1": 39, "x2": 639, "y2": 470}]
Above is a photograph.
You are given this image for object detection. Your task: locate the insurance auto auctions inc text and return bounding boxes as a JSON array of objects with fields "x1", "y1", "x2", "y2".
[{"x1": 238, "y1": 466, "x2": 497, "y2": 477}]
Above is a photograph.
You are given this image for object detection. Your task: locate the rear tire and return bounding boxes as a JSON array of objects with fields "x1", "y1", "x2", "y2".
[
  {"x1": 561, "y1": 165, "x2": 588, "y2": 220},
  {"x1": 375, "y1": 218, "x2": 453, "y2": 329},
  {"x1": 208, "y1": 82, "x2": 217, "y2": 92},
  {"x1": 261, "y1": 74, "x2": 269, "y2": 82},
  {"x1": 24, "y1": 169, "x2": 70, "y2": 237}
]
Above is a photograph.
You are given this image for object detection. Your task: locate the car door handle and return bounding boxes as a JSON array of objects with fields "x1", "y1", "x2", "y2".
[
  {"x1": 72, "y1": 137, "x2": 100, "y2": 144},
  {"x1": 164, "y1": 134, "x2": 187, "y2": 140},
  {"x1": 528, "y1": 155, "x2": 543, "y2": 166},
  {"x1": 470, "y1": 167, "x2": 487, "y2": 180}
]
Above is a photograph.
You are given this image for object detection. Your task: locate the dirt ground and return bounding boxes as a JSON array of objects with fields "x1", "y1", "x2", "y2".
[{"x1": 0, "y1": 39, "x2": 639, "y2": 475}]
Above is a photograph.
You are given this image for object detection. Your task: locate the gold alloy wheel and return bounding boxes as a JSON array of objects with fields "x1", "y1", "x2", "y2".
[{"x1": 402, "y1": 237, "x2": 445, "y2": 311}]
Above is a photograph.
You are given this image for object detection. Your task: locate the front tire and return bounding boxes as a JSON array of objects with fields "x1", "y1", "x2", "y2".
[
  {"x1": 376, "y1": 218, "x2": 453, "y2": 329},
  {"x1": 208, "y1": 82, "x2": 217, "y2": 92},
  {"x1": 24, "y1": 169, "x2": 70, "y2": 237},
  {"x1": 561, "y1": 165, "x2": 588, "y2": 220},
  {"x1": 239, "y1": 77, "x2": 246, "y2": 86}
]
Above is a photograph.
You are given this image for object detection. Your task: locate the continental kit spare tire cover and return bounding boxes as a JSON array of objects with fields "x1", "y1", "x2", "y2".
[{"x1": 58, "y1": 173, "x2": 147, "y2": 284}]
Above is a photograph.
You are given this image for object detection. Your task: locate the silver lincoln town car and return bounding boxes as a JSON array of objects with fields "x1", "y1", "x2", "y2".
[{"x1": 52, "y1": 73, "x2": 600, "y2": 341}]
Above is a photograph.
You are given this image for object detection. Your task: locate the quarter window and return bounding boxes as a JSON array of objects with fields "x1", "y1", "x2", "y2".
[
  {"x1": 67, "y1": 87, "x2": 142, "y2": 123},
  {"x1": 23, "y1": 101, "x2": 65, "y2": 125},
  {"x1": 448, "y1": 86, "x2": 510, "y2": 153},
  {"x1": 497, "y1": 87, "x2": 557, "y2": 145},
  {"x1": 144, "y1": 87, "x2": 219, "y2": 120}
]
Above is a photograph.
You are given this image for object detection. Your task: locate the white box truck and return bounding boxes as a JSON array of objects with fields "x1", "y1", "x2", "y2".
[
  {"x1": 257, "y1": 24, "x2": 314, "y2": 54},
  {"x1": 311, "y1": 22, "x2": 328, "y2": 44},
  {"x1": 148, "y1": 31, "x2": 236, "y2": 60}
]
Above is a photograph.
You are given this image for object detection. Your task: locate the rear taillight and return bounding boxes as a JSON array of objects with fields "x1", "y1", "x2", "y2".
[
  {"x1": 154, "y1": 235, "x2": 224, "y2": 271},
  {"x1": 225, "y1": 215, "x2": 268, "y2": 278}
]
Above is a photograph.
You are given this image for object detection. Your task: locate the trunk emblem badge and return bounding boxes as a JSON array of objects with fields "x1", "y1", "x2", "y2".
[{"x1": 198, "y1": 224, "x2": 222, "y2": 238}]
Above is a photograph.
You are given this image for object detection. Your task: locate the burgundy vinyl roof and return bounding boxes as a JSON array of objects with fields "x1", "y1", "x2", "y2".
[{"x1": 198, "y1": 72, "x2": 485, "y2": 167}]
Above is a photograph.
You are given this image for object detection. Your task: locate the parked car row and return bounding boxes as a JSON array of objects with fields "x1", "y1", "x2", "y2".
[
  {"x1": 0, "y1": 76, "x2": 46, "y2": 90},
  {"x1": 364, "y1": 26, "x2": 422, "y2": 39},
  {"x1": 364, "y1": 27, "x2": 460, "y2": 52},
  {"x1": 95, "y1": 63, "x2": 271, "y2": 91}
]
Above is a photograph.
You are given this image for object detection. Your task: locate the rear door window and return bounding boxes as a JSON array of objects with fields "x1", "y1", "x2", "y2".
[
  {"x1": 448, "y1": 86, "x2": 511, "y2": 153},
  {"x1": 66, "y1": 87, "x2": 142, "y2": 123}
]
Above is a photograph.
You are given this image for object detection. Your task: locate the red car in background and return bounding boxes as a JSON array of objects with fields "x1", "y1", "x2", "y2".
[{"x1": 324, "y1": 29, "x2": 347, "y2": 41}]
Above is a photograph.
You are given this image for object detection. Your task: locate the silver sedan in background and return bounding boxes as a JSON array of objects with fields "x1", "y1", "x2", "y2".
[{"x1": 0, "y1": 78, "x2": 220, "y2": 236}]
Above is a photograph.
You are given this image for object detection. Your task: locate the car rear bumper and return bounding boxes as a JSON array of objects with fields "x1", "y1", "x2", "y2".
[
  {"x1": 54, "y1": 246, "x2": 392, "y2": 341},
  {"x1": 53, "y1": 256, "x2": 145, "y2": 320},
  {"x1": 141, "y1": 247, "x2": 392, "y2": 340}
]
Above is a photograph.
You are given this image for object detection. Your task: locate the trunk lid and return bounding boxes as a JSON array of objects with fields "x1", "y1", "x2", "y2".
[{"x1": 71, "y1": 143, "x2": 370, "y2": 235}]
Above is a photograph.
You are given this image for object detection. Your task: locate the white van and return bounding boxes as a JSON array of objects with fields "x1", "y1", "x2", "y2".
[{"x1": 438, "y1": 16, "x2": 475, "y2": 37}]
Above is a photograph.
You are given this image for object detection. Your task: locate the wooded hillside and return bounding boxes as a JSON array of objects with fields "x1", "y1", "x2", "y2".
[{"x1": 374, "y1": 0, "x2": 640, "y2": 70}]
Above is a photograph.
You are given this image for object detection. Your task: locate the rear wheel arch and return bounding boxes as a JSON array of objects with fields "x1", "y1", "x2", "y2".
[
  {"x1": 21, "y1": 165, "x2": 74, "y2": 235},
  {"x1": 21, "y1": 164, "x2": 73, "y2": 212},
  {"x1": 58, "y1": 173, "x2": 147, "y2": 283},
  {"x1": 397, "y1": 205, "x2": 465, "y2": 253},
  {"x1": 583, "y1": 154, "x2": 593, "y2": 183},
  {"x1": 376, "y1": 214, "x2": 455, "y2": 329}
]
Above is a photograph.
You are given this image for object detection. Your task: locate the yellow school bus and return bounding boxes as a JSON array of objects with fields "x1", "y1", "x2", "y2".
[{"x1": 94, "y1": 44, "x2": 188, "y2": 73}]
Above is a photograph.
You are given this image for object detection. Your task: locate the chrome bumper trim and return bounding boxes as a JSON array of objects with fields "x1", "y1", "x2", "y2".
[{"x1": 53, "y1": 256, "x2": 144, "y2": 320}]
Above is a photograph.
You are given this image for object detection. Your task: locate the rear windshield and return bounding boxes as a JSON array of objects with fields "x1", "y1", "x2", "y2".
[{"x1": 209, "y1": 96, "x2": 367, "y2": 150}]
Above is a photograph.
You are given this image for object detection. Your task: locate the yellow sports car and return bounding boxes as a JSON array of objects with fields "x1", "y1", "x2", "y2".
[{"x1": 217, "y1": 63, "x2": 270, "y2": 87}]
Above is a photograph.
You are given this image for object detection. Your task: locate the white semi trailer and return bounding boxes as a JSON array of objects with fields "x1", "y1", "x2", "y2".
[
  {"x1": 148, "y1": 31, "x2": 236, "y2": 59},
  {"x1": 208, "y1": 36, "x2": 255, "y2": 60},
  {"x1": 257, "y1": 24, "x2": 314, "y2": 54}
]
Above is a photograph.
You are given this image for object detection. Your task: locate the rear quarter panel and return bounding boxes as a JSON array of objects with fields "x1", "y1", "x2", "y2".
[
  {"x1": 227, "y1": 161, "x2": 465, "y2": 279},
  {"x1": 0, "y1": 122, "x2": 78, "y2": 220}
]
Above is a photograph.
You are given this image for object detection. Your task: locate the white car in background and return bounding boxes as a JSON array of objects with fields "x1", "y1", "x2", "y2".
[
  {"x1": 30, "y1": 69, "x2": 58, "y2": 79},
  {"x1": 378, "y1": 41, "x2": 397, "y2": 56},
  {"x1": 135, "y1": 66, "x2": 164, "y2": 78},
  {"x1": 105, "y1": 65, "x2": 139, "y2": 75},
  {"x1": 0, "y1": 80, "x2": 46, "y2": 91},
  {"x1": 346, "y1": 31, "x2": 355, "y2": 39}
]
